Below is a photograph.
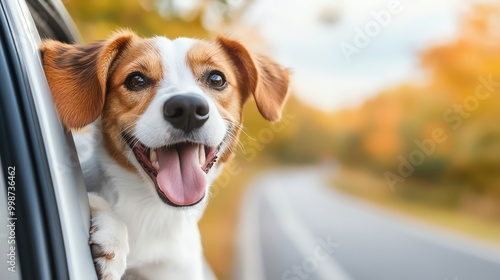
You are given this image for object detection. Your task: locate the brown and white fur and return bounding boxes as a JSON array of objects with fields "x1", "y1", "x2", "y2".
[{"x1": 40, "y1": 31, "x2": 289, "y2": 280}]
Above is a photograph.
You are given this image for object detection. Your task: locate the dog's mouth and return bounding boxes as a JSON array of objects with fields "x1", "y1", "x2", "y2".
[{"x1": 123, "y1": 134, "x2": 219, "y2": 207}]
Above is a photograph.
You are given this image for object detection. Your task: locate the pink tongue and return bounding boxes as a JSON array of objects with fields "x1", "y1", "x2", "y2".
[{"x1": 156, "y1": 143, "x2": 206, "y2": 206}]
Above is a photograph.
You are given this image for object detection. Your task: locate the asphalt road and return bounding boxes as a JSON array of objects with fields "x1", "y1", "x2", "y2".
[{"x1": 235, "y1": 168, "x2": 500, "y2": 280}]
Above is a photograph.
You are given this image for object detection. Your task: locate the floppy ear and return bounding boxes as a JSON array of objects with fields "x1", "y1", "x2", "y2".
[
  {"x1": 217, "y1": 36, "x2": 290, "y2": 121},
  {"x1": 40, "y1": 31, "x2": 137, "y2": 128}
]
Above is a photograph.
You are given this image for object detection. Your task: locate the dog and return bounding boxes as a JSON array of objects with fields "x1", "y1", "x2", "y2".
[{"x1": 40, "y1": 30, "x2": 290, "y2": 279}]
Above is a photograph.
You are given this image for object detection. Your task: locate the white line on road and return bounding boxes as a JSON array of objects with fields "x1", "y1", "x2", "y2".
[
  {"x1": 238, "y1": 184, "x2": 266, "y2": 280},
  {"x1": 263, "y1": 180, "x2": 353, "y2": 280}
]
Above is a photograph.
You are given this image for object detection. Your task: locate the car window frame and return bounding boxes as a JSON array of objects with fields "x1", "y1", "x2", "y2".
[
  {"x1": 0, "y1": 0, "x2": 97, "y2": 279},
  {"x1": 0, "y1": 4, "x2": 68, "y2": 278}
]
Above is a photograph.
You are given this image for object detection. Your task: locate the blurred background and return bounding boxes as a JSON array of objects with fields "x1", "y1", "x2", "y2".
[{"x1": 62, "y1": 0, "x2": 500, "y2": 279}]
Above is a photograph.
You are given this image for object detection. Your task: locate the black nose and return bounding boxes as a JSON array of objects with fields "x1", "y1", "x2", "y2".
[{"x1": 163, "y1": 94, "x2": 209, "y2": 132}]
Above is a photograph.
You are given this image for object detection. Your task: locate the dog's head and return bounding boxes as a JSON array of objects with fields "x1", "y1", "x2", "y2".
[{"x1": 41, "y1": 31, "x2": 289, "y2": 208}]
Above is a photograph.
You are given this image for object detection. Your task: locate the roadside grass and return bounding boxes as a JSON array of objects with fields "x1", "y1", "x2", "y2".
[{"x1": 331, "y1": 167, "x2": 500, "y2": 245}]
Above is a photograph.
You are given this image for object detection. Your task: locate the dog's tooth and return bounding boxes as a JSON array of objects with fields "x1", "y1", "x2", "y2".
[
  {"x1": 152, "y1": 160, "x2": 160, "y2": 170},
  {"x1": 199, "y1": 145, "x2": 205, "y2": 165},
  {"x1": 150, "y1": 149, "x2": 158, "y2": 162}
]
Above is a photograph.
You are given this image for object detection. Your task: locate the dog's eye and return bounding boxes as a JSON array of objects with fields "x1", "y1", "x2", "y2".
[
  {"x1": 125, "y1": 72, "x2": 148, "y2": 91},
  {"x1": 206, "y1": 71, "x2": 226, "y2": 90}
]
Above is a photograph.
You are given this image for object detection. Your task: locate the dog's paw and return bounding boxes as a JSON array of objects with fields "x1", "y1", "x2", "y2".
[{"x1": 88, "y1": 193, "x2": 129, "y2": 280}]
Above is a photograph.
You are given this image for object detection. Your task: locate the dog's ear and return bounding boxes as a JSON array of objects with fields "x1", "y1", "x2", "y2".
[
  {"x1": 40, "y1": 31, "x2": 137, "y2": 129},
  {"x1": 217, "y1": 36, "x2": 290, "y2": 121}
]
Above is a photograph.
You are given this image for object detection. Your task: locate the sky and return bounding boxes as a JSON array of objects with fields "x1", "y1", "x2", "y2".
[{"x1": 240, "y1": 0, "x2": 487, "y2": 112}]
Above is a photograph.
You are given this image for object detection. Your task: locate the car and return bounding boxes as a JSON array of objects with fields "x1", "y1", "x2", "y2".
[{"x1": 0, "y1": 0, "x2": 98, "y2": 279}]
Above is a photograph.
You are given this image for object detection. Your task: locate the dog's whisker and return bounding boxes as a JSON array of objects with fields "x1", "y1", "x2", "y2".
[
  {"x1": 223, "y1": 120, "x2": 248, "y2": 153},
  {"x1": 227, "y1": 121, "x2": 255, "y2": 141}
]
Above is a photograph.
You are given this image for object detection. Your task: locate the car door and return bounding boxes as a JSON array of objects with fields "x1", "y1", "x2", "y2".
[{"x1": 0, "y1": 0, "x2": 97, "y2": 279}]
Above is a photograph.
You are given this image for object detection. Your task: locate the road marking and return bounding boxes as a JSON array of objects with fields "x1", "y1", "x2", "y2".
[
  {"x1": 263, "y1": 179, "x2": 353, "y2": 280},
  {"x1": 238, "y1": 183, "x2": 266, "y2": 280}
]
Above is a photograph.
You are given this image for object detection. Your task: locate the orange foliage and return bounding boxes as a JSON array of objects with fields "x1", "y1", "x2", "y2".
[{"x1": 329, "y1": 4, "x2": 500, "y2": 209}]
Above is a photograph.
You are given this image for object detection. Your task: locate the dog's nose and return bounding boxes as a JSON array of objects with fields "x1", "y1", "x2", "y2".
[{"x1": 163, "y1": 94, "x2": 209, "y2": 132}]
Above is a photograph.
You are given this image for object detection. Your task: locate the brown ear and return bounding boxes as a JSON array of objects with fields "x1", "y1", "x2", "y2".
[
  {"x1": 217, "y1": 36, "x2": 290, "y2": 121},
  {"x1": 40, "y1": 31, "x2": 136, "y2": 128}
]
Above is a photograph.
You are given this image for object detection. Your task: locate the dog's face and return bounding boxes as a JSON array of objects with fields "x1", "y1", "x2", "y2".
[{"x1": 41, "y1": 31, "x2": 289, "y2": 208}]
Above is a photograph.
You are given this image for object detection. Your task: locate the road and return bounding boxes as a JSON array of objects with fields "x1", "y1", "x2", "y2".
[{"x1": 235, "y1": 168, "x2": 500, "y2": 280}]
